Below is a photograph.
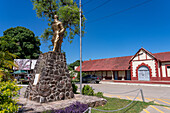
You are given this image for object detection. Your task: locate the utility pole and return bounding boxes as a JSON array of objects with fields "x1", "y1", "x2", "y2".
[{"x1": 79, "y1": 0, "x2": 82, "y2": 94}]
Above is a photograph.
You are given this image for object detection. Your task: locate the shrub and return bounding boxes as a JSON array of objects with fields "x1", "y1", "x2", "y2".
[
  {"x1": 95, "y1": 92, "x2": 104, "y2": 98},
  {"x1": 54, "y1": 102, "x2": 88, "y2": 113},
  {"x1": 0, "y1": 76, "x2": 21, "y2": 112},
  {"x1": 82, "y1": 85, "x2": 94, "y2": 96},
  {"x1": 72, "y1": 83, "x2": 78, "y2": 94},
  {"x1": 77, "y1": 72, "x2": 86, "y2": 81}
]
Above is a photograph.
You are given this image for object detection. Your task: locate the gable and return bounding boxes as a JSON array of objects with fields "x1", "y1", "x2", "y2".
[{"x1": 130, "y1": 48, "x2": 156, "y2": 62}]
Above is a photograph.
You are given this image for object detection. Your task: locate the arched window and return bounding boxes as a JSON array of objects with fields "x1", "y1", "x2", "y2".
[{"x1": 138, "y1": 66, "x2": 150, "y2": 81}]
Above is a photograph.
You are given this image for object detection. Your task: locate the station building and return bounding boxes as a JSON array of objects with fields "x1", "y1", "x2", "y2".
[{"x1": 76, "y1": 48, "x2": 170, "y2": 83}]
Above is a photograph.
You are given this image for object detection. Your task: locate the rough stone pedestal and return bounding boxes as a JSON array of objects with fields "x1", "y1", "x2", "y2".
[{"x1": 24, "y1": 52, "x2": 74, "y2": 103}]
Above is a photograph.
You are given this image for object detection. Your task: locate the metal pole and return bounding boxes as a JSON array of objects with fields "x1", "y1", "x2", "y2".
[
  {"x1": 79, "y1": 0, "x2": 82, "y2": 94},
  {"x1": 140, "y1": 88, "x2": 145, "y2": 102},
  {"x1": 88, "y1": 107, "x2": 91, "y2": 113}
]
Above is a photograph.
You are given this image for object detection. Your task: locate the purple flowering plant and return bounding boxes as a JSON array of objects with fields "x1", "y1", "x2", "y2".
[{"x1": 53, "y1": 102, "x2": 88, "y2": 113}]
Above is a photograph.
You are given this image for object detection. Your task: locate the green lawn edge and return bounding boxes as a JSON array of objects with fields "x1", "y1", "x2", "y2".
[{"x1": 91, "y1": 96, "x2": 170, "y2": 113}]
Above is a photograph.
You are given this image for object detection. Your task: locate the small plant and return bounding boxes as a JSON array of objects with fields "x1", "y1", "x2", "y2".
[
  {"x1": 53, "y1": 102, "x2": 88, "y2": 113},
  {"x1": 82, "y1": 85, "x2": 94, "y2": 96},
  {"x1": 0, "y1": 76, "x2": 21, "y2": 112},
  {"x1": 72, "y1": 82, "x2": 78, "y2": 94},
  {"x1": 95, "y1": 92, "x2": 104, "y2": 98}
]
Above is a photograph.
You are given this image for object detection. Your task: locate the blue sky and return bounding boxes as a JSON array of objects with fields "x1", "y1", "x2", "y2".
[{"x1": 0, "y1": 0, "x2": 170, "y2": 64}]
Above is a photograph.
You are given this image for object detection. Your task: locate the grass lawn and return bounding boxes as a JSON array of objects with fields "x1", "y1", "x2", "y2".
[{"x1": 91, "y1": 97, "x2": 154, "y2": 113}]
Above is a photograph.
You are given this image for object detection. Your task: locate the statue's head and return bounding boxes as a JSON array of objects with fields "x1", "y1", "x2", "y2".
[{"x1": 54, "y1": 15, "x2": 58, "y2": 20}]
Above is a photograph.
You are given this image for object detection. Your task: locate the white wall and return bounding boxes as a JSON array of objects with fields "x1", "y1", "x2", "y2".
[
  {"x1": 132, "y1": 49, "x2": 157, "y2": 78},
  {"x1": 133, "y1": 50, "x2": 153, "y2": 61},
  {"x1": 132, "y1": 60, "x2": 156, "y2": 77},
  {"x1": 139, "y1": 50, "x2": 146, "y2": 60},
  {"x1": 161, "y1": 62, "x2": 170, "y2": 77},
  {"x1": 167, "y1": 68, "x2": 170, "y2": 77},
  {"x1": 158, "y1": 62, "x2": 161, "y2": 77},
  {"x1": 147, "y1": 54, "x2": 153, "y2": 59}
]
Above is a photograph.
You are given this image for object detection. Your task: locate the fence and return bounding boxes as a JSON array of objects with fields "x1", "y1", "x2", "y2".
[{"x1": 83, "y1": 88, "x2": 145, "y2": 113}]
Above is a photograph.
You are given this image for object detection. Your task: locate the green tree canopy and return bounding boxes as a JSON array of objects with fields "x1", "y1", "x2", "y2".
[
  {"x1": 0, "y1": 26, "x2": 41, "y2": 59},
  {"x1": 68, "y1": 60, "x2": 81, "y2": 70},
  {"x1": 31, "y1": 0, "x2": 86, "y2": 43},
  {"x1": 0, "y1": 41, "x2": 21, "y2": 112}
]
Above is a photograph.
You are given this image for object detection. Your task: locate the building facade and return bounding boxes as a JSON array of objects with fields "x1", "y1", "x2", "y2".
[{"x1": 76, "y1": 48, "x2": 170, "y2": 82}]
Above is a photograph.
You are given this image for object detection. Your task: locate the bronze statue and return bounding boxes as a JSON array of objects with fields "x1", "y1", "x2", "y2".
[{"x1": 51, "y1": 15, "x2": 65, "y2": 52}]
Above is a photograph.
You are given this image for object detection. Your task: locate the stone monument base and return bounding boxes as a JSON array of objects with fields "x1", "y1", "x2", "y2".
[
  {"x1": 24, "y1": 52, "x2": 74, "y2": 103},
  {"x1": 19, "y1": 94, "x2": 107, "y2": 113}
]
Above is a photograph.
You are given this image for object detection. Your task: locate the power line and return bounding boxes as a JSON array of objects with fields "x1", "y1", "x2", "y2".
[
  {"x1": 82, "y1": 0, "x2": 93, "y2": 6},
  {"x1": 85, "y1": 0, "x2": 112, "y2": 14},
  {"x1": 87, "y1": 0, "x2": 152, "y2": 23}
]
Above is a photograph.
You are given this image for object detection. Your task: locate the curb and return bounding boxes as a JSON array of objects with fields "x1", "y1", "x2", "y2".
[{"x1": 100, "y1": 81, "x2": 170, "y2": 87}]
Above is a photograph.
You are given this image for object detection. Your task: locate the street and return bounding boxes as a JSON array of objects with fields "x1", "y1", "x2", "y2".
[{"x1": 77, "y1": 83, "x2": 170, "y2": 99}]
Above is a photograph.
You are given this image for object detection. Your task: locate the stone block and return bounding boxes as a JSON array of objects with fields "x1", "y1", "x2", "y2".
[{"x1": 24, "y1": 52, "x2": 74, "y2": 103}]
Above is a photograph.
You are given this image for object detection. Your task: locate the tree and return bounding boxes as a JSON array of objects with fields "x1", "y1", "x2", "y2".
[
  {"x1": 68, "y1": 60, "x2": 82, "y2": 70},
  {"x1": 0, "y1": 26, "x2": 41, "y2": 59},
  {"x1": 0, "y1": 47, "x2": 21, "y2": 112},
  {"x1": 31, "y1": 0, "x2": 86, "y2": 43},
  {"x1": 68, "y1": 60, "x2": 84, "y2": 81}
]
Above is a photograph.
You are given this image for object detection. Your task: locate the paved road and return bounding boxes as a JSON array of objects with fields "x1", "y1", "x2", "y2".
[
  {"x1": 77, "y1": 83, "x2": 170, "y2": 113},
  {"x1": 78, "y1": 83, "x2": 170, "y2": 99}
]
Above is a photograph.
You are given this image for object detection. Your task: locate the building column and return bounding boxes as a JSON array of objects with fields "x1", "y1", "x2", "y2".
[
  {"x1": 102, "y1": 71, "x2": 105, "y2": 80},
  {"x1": 122, "y1": 71, "x2": 125, "y2": 80},
  {"x1": 122, "y1": 77, "x2": 125, "y2": 80},
  {"x1": 106, "y1": 71, "x2": 107, "y2": 79},
  {"x1": 111, "y1": 71, "x2": 114, "y2": 80}
]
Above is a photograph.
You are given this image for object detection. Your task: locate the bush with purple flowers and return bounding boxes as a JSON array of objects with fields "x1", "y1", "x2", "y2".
[{"x1": 53, "y1": 102, "x2": 88, "y2": 113}]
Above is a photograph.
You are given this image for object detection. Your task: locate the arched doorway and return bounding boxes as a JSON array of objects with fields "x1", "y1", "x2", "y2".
[{"x1": 138, "y1": 66, "x2": 150, "y2": 81}]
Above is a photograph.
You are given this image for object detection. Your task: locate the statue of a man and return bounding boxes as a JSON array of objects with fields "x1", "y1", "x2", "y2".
[{"x1": 51, "y1": 15, "x2": 65, "y2": 52}]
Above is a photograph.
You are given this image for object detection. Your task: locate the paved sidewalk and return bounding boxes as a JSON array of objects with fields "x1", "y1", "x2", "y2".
[
  {"x1": 100, "y1": 81, "x2": 170, "y2": 87},
  {"x1": 104, "y1": 93, "x2": 170, "y2": 113}
]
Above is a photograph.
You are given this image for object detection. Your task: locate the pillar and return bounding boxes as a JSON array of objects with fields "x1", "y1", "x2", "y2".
[{"x1": 111, "y1": 71, "x2": 114, "y2": 80}]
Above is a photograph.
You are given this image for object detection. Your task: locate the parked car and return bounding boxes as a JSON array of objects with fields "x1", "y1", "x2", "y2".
[{"x1": 82, "y1": 75, "x2": 100, "y2": 83}]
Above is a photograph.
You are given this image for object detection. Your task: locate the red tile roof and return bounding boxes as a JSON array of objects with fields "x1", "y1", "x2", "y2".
[
  {"x1": 76, "y1": 56, "x2": 132, "y2": 71},
  {"x1": 153, "y1": 52, "x2": 170, "y2": 62},
  {"x1": 76, "y1": 51, "x2": 170, "y2": 72}
]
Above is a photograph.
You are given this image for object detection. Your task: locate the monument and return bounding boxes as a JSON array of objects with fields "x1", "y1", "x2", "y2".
[{"x1": 24, "y1": 15, "x2": 74, "y2": 103}]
